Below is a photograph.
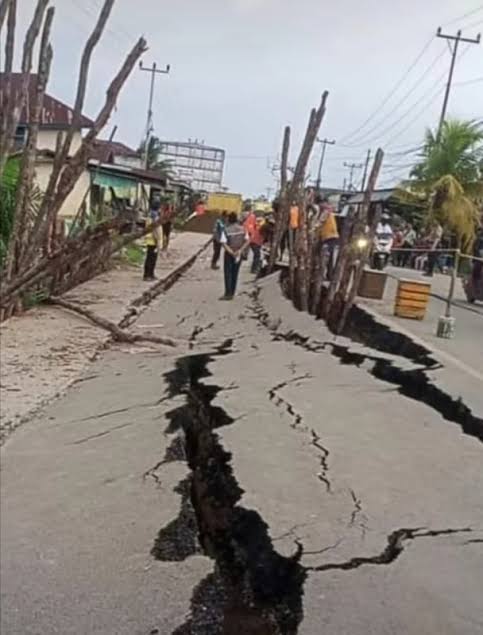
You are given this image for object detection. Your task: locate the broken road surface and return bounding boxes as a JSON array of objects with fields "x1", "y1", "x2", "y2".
[{"x1": 1, "y1": 249, "x2": 482, "y2": 634}]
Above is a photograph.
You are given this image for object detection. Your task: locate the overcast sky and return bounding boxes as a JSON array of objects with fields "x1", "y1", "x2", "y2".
[{"x1": 11, "y1": 0, "x2": 483, "y2": 196}]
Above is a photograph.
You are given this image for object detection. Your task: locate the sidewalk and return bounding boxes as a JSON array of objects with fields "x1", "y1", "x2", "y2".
[{"x1": 0, "y1": 232, "x2": 209, "y2": 442}]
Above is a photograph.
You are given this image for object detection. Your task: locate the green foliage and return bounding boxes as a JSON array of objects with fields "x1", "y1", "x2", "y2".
[
  {"x1": 122, "y1": 242, "x2": 144, "y2": 267},
  {"x1": 22, "y1": 288, "x2": 49, "y2": 309},
  {"x1": 138, "y1": 136, "x2": 175, "y2": 178},
  {"x1": 410, "y1": 119, "x2": 483, "y2": 196},
  {"x1": 403, "y1": 119, "x2": 483, "y2": 247},
  {"x1": 0, "y1": 158, "x2": 20, "y2": 263}
]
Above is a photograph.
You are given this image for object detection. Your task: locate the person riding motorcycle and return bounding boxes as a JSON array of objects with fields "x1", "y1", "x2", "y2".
[{"x1": 372, "y1": 213, "x2": 394, "y2": 269}]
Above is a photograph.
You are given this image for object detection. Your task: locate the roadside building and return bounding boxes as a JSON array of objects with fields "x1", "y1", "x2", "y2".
[{"x1": 158, "y1": 140, "x2": 225, "y2": 192}]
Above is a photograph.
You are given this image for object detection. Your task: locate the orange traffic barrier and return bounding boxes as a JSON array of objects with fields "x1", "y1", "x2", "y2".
[{"x1": 394, "y1": 278, "x2": 431, "y2": 320}]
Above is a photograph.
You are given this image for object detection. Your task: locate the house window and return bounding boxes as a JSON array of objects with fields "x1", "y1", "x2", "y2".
[{"x1": 14, "y1": 125, "x2": 27, "y2": 149}]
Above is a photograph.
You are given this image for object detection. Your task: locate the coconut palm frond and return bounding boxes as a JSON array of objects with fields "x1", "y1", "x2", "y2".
[{"x1": 430, "y1": 175, "x2": 481, "y2": 251}]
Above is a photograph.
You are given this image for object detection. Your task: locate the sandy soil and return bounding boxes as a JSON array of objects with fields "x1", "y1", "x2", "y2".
[{"x1": 0, "y1": 232, "x2": 209, "y2": 442}]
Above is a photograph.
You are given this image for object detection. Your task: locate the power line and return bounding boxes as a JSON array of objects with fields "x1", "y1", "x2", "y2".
[
  {"x1": 436, "y1": 27, "x2": 481, "y2": 137},
  {"x1": 339, "y1": 37, "x2": 435, "y2": 144},
  {"x1": 343, "y1": 47, "x2": 447, "y2": 147},
  {"x1": 441, "y1": 4, "x2": 483, "y2": 27},
  {"x1": 383, "y1": 86, "x2": 445, "y2": 147},
  {"x1": 455, "y1": 75, "x2": 483, "y2": 85}
]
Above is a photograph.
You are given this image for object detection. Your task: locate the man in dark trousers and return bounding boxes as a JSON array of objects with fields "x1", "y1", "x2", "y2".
[
  {"x1": 143, "y1": 208, "x2": 160, "y2": 281},
  {"x1": 212, "y1": 211, "x2": 227, "y2": 270},
  {"x1": 219, "y1": 212, "x2": 250, "y2": 299}
]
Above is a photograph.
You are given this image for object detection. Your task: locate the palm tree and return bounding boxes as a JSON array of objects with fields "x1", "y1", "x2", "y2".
[
  {"x1": 407, "y1": 119, "x2": 483, "y2": 250},
  {"x1": 138, "y1": 136, "x2": 174, "y2": 180}
]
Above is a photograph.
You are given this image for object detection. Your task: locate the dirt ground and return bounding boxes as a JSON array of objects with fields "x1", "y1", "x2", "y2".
[{"x1": 0, "y1": 232, "x2": 209, "y2": 443}]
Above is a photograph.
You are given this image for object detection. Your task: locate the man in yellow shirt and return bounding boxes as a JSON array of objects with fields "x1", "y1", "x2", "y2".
[{"x1": 143, "y1": 210, "x2": 161, "y2": 281}]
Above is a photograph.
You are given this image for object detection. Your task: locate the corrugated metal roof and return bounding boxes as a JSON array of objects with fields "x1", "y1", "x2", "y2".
[
  {"x1": 347, "y1": 188, "x2": 396, "y2": 204},
  {"x1": 0, "y1": 73, "x2": 94, "y2": 128}
]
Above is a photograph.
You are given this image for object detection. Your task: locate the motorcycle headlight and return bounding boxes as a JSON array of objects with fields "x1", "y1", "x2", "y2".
[{"x1": 356, "y1": 237, "x2": 369, "y2": 249}]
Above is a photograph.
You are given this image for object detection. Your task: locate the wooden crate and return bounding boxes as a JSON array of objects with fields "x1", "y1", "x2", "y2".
[{"x1": 394, "y1": 278, "x2": 431, "y2": 320}]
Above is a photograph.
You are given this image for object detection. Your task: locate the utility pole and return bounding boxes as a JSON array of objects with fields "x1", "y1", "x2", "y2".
[
  {"x1": 315, "y1": 137, "x2": 335, "y2": 191},
  {"x1": 343, "y1": 161, "x2": 363, "y2": 191},
  {"x1": 360, "y1": 149, "x2": 372, "y2": 191},
  {"x1": 436, "y1": 27, "x2": 481, "y2": 138},
  {"x1": 139, "y1": 61, "x2": 171, "y2": 168}
]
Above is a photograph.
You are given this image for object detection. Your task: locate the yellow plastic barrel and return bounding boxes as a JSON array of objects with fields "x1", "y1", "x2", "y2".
[{"x1": 394, "y1": 278, "x2": 431, "y2": 320}]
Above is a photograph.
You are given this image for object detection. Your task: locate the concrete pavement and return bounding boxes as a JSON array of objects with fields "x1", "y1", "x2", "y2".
[
  {"x1": 1, "y1": 252, "x2": 482, "y2": 634},
  {"x1": 358, "y1": 266, "x2": 483, "y2": 414}
]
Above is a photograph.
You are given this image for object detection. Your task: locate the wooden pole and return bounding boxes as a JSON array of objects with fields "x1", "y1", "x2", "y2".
[
  {"x1": 268, "y1": 125, "x2": 290, "y2": 273},
  {"x1": 335, "y1": 149, "x2": 384, "y2": 334}
]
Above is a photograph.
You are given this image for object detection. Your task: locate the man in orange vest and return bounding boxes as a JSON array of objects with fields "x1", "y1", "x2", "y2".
[{"x1": 317, "y1": 196, "x2": 339, "y2": 280}]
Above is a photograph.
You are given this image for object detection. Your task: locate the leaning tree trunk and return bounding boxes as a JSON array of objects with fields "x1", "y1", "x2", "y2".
[
  {"x1": 268, "y1": 125, "x2": 290, "y2": 273},
  {"x1": 335, "y1": 148, "x2": 384, "y2": 334}
]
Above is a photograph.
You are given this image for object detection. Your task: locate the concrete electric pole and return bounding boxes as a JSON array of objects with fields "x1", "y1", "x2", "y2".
[
  {"x1": 315, "y1": 138, "x2": 336, "y2": 191},
  {"x1": 343, "y1": 161, "x2": 363, "y2": 191},
  {"x1": 436, "y1": 27, "x2": 481, "y2": 138},
  {"x1": 139, "y1": 61, "x2": 171, "y2": 168}
]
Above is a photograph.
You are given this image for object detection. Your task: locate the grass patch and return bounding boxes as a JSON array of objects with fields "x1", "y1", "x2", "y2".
[{"x1": 122, "y1": 243, "x2": 145, "y2": 267}]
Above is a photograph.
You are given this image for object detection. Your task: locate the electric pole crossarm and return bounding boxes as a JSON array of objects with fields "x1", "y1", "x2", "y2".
[{"x1": 437, "y1": 28, "x2": 481, "y2": 44}]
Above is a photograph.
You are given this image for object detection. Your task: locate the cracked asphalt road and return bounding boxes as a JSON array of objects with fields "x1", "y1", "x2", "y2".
[{"x1": 1, "y1": 248, "x2": 482, "y2": 634}]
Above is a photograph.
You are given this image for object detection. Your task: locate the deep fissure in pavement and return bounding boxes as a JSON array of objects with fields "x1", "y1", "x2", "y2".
[
  {"x1": 306, "y1": 527, "x2": 473, "y2": 572},
  {"x1": 251, "y1": 286, "x2": 483, "y2": 444},
  {"x1": 157, "y1": 352, "x2": 307, "y2": 634}
]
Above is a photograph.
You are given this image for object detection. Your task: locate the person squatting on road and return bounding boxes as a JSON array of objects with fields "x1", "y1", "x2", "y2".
[
  {"x1": 212, "y1": 211, "x2": 227, "y2": 270},
  {"x1": 143, "y1": 207, "x2": 161, "y2": 281},
  {"x1": 220, "y1": 212, "x2": 250, "y2": 299}
]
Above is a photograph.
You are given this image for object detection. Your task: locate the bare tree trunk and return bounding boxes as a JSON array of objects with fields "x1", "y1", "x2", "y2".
[
  {"x1": 268, "y1": 125, "x2": 290, "y2": 272},
  {"x1": 49, "y1": 297, "x2": 177, "y2": 347},
  {"x1": 0, "y1": 0, "x2": 13, "y2": 31},
  {"x1": 322, "y1": 205, "x2": 357, "y2": 319},
  {"x1": 0, "y1": 0, "x2": 50, "y2": 178},
  {"x1": 296, "y1": 194, "x2": 309, "y2": 310},
  {"x1": 310, "y1": 240, "x2": 328, "y2": 315},
  {"x1": 0, "y1": 0, "x2": 16, "y2": 177},
  {"x1": 42, "y1": 37, "x2": 148, "y2": 244},
  {"x1": 335, "y1": 149, "x2": 384, "y2": 334},
  {"x1": 39, "y1": 0, "x2": 115, "y2": 241},
  {"x1": 5, "y1": 6, "x2": 53, "y2": 279}
]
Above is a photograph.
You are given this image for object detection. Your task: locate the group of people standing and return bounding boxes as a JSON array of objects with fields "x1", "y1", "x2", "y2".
[
  {"x1": 210, "y1": 195, "x2": 341, "y2": 300},
  {"x1": 280, "y1": 195, "x2": 340, "y2": 278},
  {"x1": 391, "y1": 220, "x2": 445, "y2": 276}
]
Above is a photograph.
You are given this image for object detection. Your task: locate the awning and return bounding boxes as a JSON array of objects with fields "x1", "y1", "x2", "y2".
[{"x1": 92, "y1": 171, "x2": 138, "y2": 190}]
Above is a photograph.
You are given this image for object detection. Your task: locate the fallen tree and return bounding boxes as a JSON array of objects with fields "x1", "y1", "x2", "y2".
[{"x1": 48, "y1": 296, "x2": 177, "y2": 347}]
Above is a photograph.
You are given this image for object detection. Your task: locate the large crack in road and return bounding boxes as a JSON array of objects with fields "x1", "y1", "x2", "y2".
[
  {"x1": 250, "y1": 286, "x2": 483, "y2": 444},
  {"x1": 150, "y1": 342, "x2": 479, "y2": 634}
]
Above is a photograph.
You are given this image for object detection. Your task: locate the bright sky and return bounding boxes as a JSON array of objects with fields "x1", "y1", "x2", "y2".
[{"x1": 10, "y1": 0, "x2": 483, "y2": 196}]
